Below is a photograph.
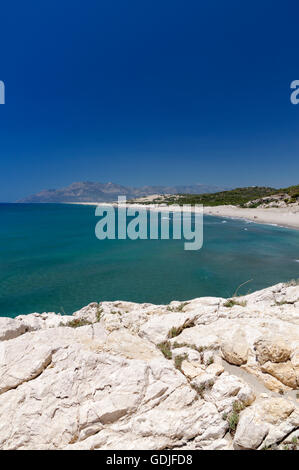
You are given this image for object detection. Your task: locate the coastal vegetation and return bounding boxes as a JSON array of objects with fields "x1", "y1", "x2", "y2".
[
  {"x1": 140, "y1": 184, "x2": 299, "y2": 207},
  {"x1": 165, "y1": 186, "x2": 277, "y2": 206},
  {"x1": 223, "y1": 401, "x2": 246, "y2": 435},
  {"x1": 157, "y1": 340, "x2": 172, "y2": 359},
  {"x1": 223, "y1": 298, "x2": 247, "y2": 308},
  {"x1": 167, "y1": 318, "x2": 196, "y2": 338},
  {"x1": 174, "y1": 353, "x2": 188, "y2": 371},
  {"x1": 62, "y1": 318, "x2": 92, "y2": 328}
]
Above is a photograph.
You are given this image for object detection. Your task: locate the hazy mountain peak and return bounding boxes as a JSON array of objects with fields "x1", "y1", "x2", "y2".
[{"x1": 18, "y1": 181, "x2": 229, "y2": 203}]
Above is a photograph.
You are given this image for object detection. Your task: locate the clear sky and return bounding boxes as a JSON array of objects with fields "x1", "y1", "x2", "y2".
[{"x1": 0, "y1": 0, "x2": 299, "y2": 201}]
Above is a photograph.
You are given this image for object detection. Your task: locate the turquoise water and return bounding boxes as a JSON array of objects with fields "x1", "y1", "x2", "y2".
[{"x1": 0, "y1": 203, "x2": 299, "y2": 318}]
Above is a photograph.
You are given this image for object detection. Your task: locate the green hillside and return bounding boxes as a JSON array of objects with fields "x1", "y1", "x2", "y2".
[
  {"x1": 163, "y1": 186, "x2": 278, "y2": 206},
  {"x1": 281, "y1": 184, "x2": 299, "y2": 199},
  {"x1": 151, "y1": 184, "x2": 299, "y2": 207}
]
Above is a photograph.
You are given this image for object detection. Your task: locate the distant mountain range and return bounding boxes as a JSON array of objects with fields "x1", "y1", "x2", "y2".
[{"x1": 18, "y1": 181, "x2": 229, "y2": 203}]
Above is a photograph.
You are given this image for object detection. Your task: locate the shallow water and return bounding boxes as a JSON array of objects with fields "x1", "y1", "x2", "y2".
[{"x1": 0, "y1": 203, "x2": 299, "y2": 317}]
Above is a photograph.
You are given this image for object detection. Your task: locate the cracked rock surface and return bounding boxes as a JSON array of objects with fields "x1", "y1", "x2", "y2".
[{"x1": 0, "y1": 282, "x2": 298, "y2": 450}]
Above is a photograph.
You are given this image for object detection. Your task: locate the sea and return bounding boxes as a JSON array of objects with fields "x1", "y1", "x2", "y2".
[{"x1": 0, "y1": 203, "x2": 299, "y2": 318}]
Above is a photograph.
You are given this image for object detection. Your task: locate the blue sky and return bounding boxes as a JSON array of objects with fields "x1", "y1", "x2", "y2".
[{"x1": 0, "y1": 0, "x2": 299, "y2": 201}]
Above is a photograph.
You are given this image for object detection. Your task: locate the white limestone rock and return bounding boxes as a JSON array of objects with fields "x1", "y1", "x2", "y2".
[
  {"x1": 234, "y1": 397, "x2": 298, "y2": 450},
  {"x1": 15, "y1": 312, "x2": 73, "y2": 331},
  {"x1": 0, "y1": 317, "x2": 26, "y2": 341},
  {"x1": 0, "y1": 281, "x2": 298, "y2": 450}
]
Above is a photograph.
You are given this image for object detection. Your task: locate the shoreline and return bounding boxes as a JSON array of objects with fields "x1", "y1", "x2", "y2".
[
  {"x1": 204, "y1": 204, "x2": 299, "y2": 230},
  {"x1": 67, "y1": 201, "x2": 299, "y2": 230}
]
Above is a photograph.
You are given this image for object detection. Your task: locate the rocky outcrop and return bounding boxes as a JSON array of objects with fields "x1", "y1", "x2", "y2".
[
  {"x1": 0, "y1": 282, "x2": 298, "y2": 450},
  {"x1": 234, "y1": 397, "x2": 297, "y2": 449},
  {"x1": 0, "y1": 318, "x2": 26, "y2": 341}
]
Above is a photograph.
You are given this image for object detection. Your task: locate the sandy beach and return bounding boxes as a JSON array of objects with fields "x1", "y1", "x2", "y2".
[
  {"x1": 204, "y1": 204, "x2": 299, "y2": 230},
  {"x1": 68, "y1": 201, "x2": 299, "y2": 230}
]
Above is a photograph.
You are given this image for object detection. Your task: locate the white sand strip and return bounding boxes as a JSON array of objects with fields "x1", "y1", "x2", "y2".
[{"x1": 66, "y1": 202, "x2": 299, "y2": 230}]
